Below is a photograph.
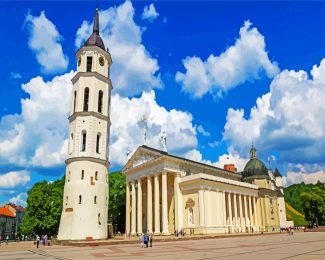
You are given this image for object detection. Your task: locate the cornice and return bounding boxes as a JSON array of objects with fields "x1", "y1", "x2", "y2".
[
  {"x1": 66, "y1": 157, "x2": 110, "y2": 167},
  {"x1": 69, "y1": 111, "x2": 111, "y2": 125}
]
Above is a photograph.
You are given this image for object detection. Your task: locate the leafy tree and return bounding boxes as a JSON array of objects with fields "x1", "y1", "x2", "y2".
[
  {"x1": 301, "y1": 186, "x2": 325, "y2": 226},
  {"x1": 20, "y1": 177, "x2": 64, "y2": 237},
  {"x1": 108, "y1": 171, "x2": 126, "y2": 233}
]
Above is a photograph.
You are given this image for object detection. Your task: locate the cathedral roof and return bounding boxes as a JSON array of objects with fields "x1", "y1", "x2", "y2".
[
  {"x1": 243, "y1": 146, "x2": 270, "y2": 180},
  {"x1": 84, "y1": 8, "x2": 105, "y2": 50}
]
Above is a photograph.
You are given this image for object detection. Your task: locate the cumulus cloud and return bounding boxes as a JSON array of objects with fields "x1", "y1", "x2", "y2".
[
  {"x1": 75, "y1": 0, "x2": 162, "y2": 96},
  {"x1": 223, "y1": 58, "x2": 325, "y2": 181},
  {"x1": 196, "y1": 125, "x2": 210, "y2": 137},
  {"x1": 24, "y1": 11, "x2": 69, "y2": 74},
  {"x1": 283, "y1": 171, "x2": 325, "y2": 187},
  {"x1": 176, "y1": 20, "x2": 279, "y2": 99},
  {"x1": 110, "y1": 91, "x2": 197, "y2": 165},
  {"x1": 0, "y1": 171, "x2": 30, "y2": 188},
  {"x1": 9, "y1": 192, "x2": 28, "y2": 207},
  {"x1": 142, "y1": 3, "x2": 159, "y2": 21},
  {"x1": 184, "y1": 148, "x2": 247, "y2": 172},
  {"x1": 0, "y1": 72, "x2": 74, "y2": 168}
]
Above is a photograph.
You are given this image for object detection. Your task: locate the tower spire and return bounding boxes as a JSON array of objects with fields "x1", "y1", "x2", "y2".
[{"x1": 93, "y1": 7, "x2": 99, "y2": 35}]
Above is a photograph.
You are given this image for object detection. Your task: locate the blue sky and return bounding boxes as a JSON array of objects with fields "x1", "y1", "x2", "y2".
[{"x1": 1, "y1": 1, "x2": 325, "y2": 206}]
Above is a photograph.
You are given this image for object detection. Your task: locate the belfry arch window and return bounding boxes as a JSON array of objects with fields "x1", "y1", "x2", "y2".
[
  {"x1": 86, "y1": 56, "x2": 92, "y2": 72},
  {"x1": 81, "y1": 130, "x2": 87, "y2": 152},
  {"x1": 81, "y1": 170, "x2": 84, "y2": 180},
  {"x1": 96, "y1": 133, "x2": 101, "y2": 154},
  {"x1": 73, "y1": 91, "x2": 77, "y2": 113},
  {"x1": 98, "y1": 90, "x2": 103, "y2": 113},
  {"x1": 94, "y1": 196, "x2": 97, "y2": 204},
  {"x1": 83, "y1": 88, "x2": 89, "y2": 112},
  {"x1": 79, "y1": 195, "x2": 82, "y2": 204}
]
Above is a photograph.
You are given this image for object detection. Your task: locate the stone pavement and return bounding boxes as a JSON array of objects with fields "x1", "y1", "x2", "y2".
[{"x1": 0, "y1": 232, "x2": 325, "y2": 259}]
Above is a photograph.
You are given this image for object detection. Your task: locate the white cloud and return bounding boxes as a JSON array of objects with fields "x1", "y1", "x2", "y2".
[
  {"x1": 176, "y1": 20, "x2": 279, "y2": 99},
  {"x1": 142, "y1": 3, "x2": 159, "y2": 21},
  {"x1": 0, "y1": 72, "x2": 74, "y2": 168},
  {"x1": 0, "y1": 171, "x2": 30, "y2": 188},
  {"x1": 223, "y1": 58, "x2": 325, "y2": 174},
  {"x1": 184, "y1": 148, "x2": 247, "y2": 172},
  {"x1": 208, "y1": 141, "x2": 219, "y2": 148},
  {"x1": 283, "y1": 171, "x2": 325, "y2": 186},
  {"x1": 75, "y1": 1, "x2": 163, "y2": 96},
  {"x1": 9, "y1": 192, "x2": 28, "y2": 207},
  {"x1": 110, "y1": 91, "x2": 198, "y2": 165},
  {"x1": 24, "y1": 11, "x2": 69, "y2": 74},
  {"x1": 196, "y1": 124, "x2": 210, "y2": 137},
  {"x1": 10, "y1": 72, "x2": 22, "y2": 79}
]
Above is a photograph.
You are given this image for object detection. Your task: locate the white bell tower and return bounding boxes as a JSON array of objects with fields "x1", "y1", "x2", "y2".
[{"x1": 58, "y1": 8, "x2": 112, "y2": 240}]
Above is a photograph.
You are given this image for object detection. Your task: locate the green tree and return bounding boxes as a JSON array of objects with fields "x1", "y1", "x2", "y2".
[
  {"x1": 108, "y1": 171, "x2": 126, "y2": 233},
  {"x1": 301, "y1": 186, "x2": 325, "y2": 226},
  {"x1": 20, "y1": 177, "x2": 64, "y2": 237}
]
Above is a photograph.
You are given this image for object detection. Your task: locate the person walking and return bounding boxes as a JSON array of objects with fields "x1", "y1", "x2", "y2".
[
  {"x1": 5, "y1": 235, "x2": 9, "y2": 245},
  {"x1": 139, "y1": 233, "x2": 144, "y2": 248},
  {"x1": 36, "y1": 235, "x2": 40, "y2": 248},
  {"x1": 149, "y1": 234, "x2": 153, "y2": 247},
  {"x1": 144, "y1": 233, "x2": 148, "y2": 248}
]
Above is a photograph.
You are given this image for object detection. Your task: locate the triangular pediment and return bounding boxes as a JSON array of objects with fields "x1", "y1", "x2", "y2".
[{"x1": 123, "y1": 145, "x2": 164, "y2": 171}]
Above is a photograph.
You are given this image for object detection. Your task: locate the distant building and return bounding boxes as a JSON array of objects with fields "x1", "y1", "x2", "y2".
[
  {"x1": 123, "y1": 145, "x2": 293, "y2": 235},
  {"x1": 0, "y1": 204, "x2": 25, "y2": 239}
]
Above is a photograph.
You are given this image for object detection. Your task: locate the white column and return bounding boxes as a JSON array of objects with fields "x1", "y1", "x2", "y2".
[
  {"x1": 234, "y1": 193, "x2": 238, "y2": 228},
  {"x1": 125, "y1": 181, "x2": 130, "y2": 234},
  {"x1": 249, "y1": 195, "x2": 253, "y2": 231},
  {"x1": 162, "y1": 172, "x2": 169, "y2": 234},
  {"x1": 227, "y1": 192, "x2": 233, "y2": 228},
  {"x1": 147, "y1": 176, "x2": 153, "y2": 233},
  {"x1": 154, "y1": 174, "x2": 160, "y2": 234},
  {"x1": 222, "y1": 191, "x2": 226, "y2": 226},
  {"x1": 206, "y1": 190, "x2": 211, "y2": 226},
  {"x1": 131, "y1": 181, "x2": 136, "y2": 235},
  {"x1": 199, "y1": 189, "x2": 205, "y2": 226},
  {"x1": 238, "y1": 194, "x2": 243, "y2": 229},
  {"x1": 137, "y1": 178, "x2": 142, "y2": 234},
  {"x1": 244, "y1": 195, "x2": 248, "y2": 230},
  {"x1": 215, "y1": 190, "x2": 220, "y2": 226},
  {"x1": 253, "y1": 196, "x2": 258, "y2": 230},
  {"x1": 174, "y1": 174, "x2": 183, "y2": 230}
]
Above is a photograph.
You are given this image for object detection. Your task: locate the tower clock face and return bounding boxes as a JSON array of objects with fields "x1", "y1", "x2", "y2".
[
  {"x1": 99, "y1": 56, "x2": 104, "y2": 66},
  {"x1": 78, "y1": 58, "x2": 81, "y2": 67}
]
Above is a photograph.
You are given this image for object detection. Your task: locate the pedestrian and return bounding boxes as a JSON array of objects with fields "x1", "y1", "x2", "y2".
[
  {"x1": 6, "y1": 235, "x2": 9, "y2": 245},
  {"x1": 139, "y1": 233, "x2": 144, "y2": 248},
  {"x1": 144, "y1": 233, "x2": 148, "y2": 248},
  {"x1": 36, "y1": 235, "x2": 40, "y2": 248},
  {"x1": 149, "y1": 234, "x2": 153, "y2": 247}
]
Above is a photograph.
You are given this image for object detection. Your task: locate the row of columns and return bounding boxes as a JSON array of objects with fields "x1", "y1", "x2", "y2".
[
  {"x1": 126, "y1": 172, "x2": 172, "y2": 235},
  {"x1": 224, "y1": 192, "x2": 258, "y2": 231}
]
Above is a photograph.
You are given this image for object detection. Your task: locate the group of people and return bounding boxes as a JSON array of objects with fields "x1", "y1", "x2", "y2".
[
  {"x1": 139, "y1": 232, "x2": 153, "y2": 248},
  {"x1": 35, "y1": 235, "x2": 48, "y2": 248},
  {"x1": 174, "y1": 229, "x2": 186, "y2": 237}
]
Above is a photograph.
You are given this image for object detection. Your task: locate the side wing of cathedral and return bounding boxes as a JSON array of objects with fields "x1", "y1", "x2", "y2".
[{"x1": 123, "y1": 145, "x2": 293, "y2": 235}]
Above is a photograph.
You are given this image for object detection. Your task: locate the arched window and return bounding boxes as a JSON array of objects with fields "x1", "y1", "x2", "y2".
[
  {"x1": 79, "y1": 195, "x2": 82, "y2": 204},
  {"x1": 69, "y1": 133, "x2": 74, "y2": 154},
  {"x1": 68, "y1": 171, "x2": 71, "y2": 182},
  {"x1": 73, "y1": 91, "x2": 77, "y2": 113},
  {"x1": 98, "y1": 90, "x2": 103, "y2": 113},
  {"x1": 98, "y1": 213, "x2": 101, "y2": 225},
  {"x1": 81, "y1": 131, "x2": 87, "y2": 151},
  {"x1": 94, "y1": 196, "x2": 97, "y2": 204},
  {"x1": 83, "y1": 87, "x2": 89, "y2": 112},
  {"x1": 87, "y1": 56, "x2": 92, "y2": 72},
  {"x1": 81, "y1": 170, "x2": 84, "y2": 180},
  {"x1": 96, "y1": 134, "x2": 100, "y2": 153},
  {"x1": 95, "y1": 171, "x2": 98, "y2": 181}
]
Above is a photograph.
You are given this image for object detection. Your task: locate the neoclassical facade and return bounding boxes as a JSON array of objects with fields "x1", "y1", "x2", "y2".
[{"x1": 123, "y1": 145, "x2": 292, "y2": 235}]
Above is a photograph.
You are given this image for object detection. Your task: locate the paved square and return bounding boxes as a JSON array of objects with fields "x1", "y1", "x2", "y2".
[{"x1": 1, "y1": 232, "x2": 325, "y2": 260}]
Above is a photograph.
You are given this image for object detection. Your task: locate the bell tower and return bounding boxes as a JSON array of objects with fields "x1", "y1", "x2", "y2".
[{"x1": 58, "y1": 8, "x2": 112, "y2": 240}]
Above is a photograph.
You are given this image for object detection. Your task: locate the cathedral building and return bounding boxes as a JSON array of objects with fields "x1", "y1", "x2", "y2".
[
  {"x1": 123, "y1": 145, "x2": 293, "y2": 235},
  {"x1": 58, "y1": 8, "x2": 112, "y2": 240}
]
